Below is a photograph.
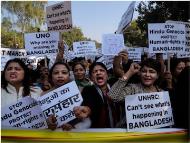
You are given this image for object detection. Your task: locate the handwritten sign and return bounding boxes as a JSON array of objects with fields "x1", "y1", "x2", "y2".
[
  {"x1": 37, "y1": 81, "x2": 83, "y2": 127},
  {"x1": 102, "y1": 34, "x2": 125, "y2": 55},
  {"x1": 126, "y1": 47, "x2": 143, "y2": 62},
  {"x1": 148, "y1": 23, "x2": 186, "y2": 53},
  {"x1": 73, "y1": 41, "x2": 97, "y2": 57},
  {"x1": 125, "y1": 91, "x2": 174, "y2": 132},
  {"x1": 24, "y1": 31, "x2": 60, "y2": 57},
  {"x1": 46, "y1": 1, "x2": 72, "y2": 32},
  {"x1": 1, "y1": 96, "x2": 47, "y2": 129}
]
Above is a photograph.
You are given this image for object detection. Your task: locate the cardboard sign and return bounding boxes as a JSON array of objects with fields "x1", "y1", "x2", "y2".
[
  {"x1": 125, "y1": 91, "x2": 174, "y2": 132},
  {"x1": 102, "y1": 34, "x2": 125, "y2": 55},
  {"x1": 1, "y1": 96, "x2": 47, "y2": 129},
  {"x1": 37, "y1": 81, "x2": 83, "y2": 127},
  {"x1": 46, "y1": 1, "x2": 72, "y2": 32},
  {"x1": 24, "y1": 31, "x2": 60, "y2": 57},
  {"x1": 148, "y1": 23, "x2": 186, "y2": 53},
  {"x1": 73, "y1": 41, "x2": 97, "y2": 57},
  {"x1": 116, "y1": 1, "x2": 136, "y2": 34}
]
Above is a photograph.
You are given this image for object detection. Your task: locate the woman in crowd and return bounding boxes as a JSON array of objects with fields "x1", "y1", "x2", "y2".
[
  {"x1": 108, "y1": 58, "x2": 163, "y2": 127},
  {"x1": 43, "y1": 62, "x2": 91, "y2": 131},
  {"x1": 1, "y1": 58, "x2": 42, "y2": 107},
  {"x1": 160, "y1": 57, "x2": 186, "y2": 92},
  {"x1": 170, "y1": 58, "x2": 185, "y2": 81},
  {"x1": 72, "y1": 62, "x2": 92, "y2": 92},
  {"x1": 81, "y1": 62, "x2": 120, "y2": 128}
]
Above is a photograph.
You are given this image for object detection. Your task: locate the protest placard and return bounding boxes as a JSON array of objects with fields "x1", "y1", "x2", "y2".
[
  {"x1": 0, "y1": 48, "x2": 45, "y2": 70},
  {"x1": 125, "y1": 91, "x2": 174, "y2": 132},
  {"x1": 37, "y1": 81, "x2": 83, "y2": 127},
  {"x1": 46, "y1": 1, "x2": 72, "y2": 32},
  {"x1": 1, "y1": 96, "x2": 47, "y2": 129},
  {"x1": 142, "y1": 48, "x2": 169, "y2": 60},
  {"x1": 176, "y1": 48, "x2": 190, "y2": 58},
  {"x1": 1, "y1": 48, "x2": 27, "y2": 70},
  {"x1": 73, "y1": 41, "x2": 97, "y2": 57},
  {"x1": 148, "y1": 23, "x2": 186, "y2": 53},
  {"x1": 166, "y1": 20, "x2": 190, "y2": 49},
  {"x1": 102, "y1": 34, "x2": 125, "y2": 55},
  {"x1": 126, "y1": 47, "x2": 143, "y2": 62},
  {"x1": 116, "y1": 1, "x2": 136, "y2": 34},
  {"x1": 96, "y1": 55, "x2": 114, "y2": 70},
  {"x1": 24, "y1": 31, "x2": 60, "y2": 58}
]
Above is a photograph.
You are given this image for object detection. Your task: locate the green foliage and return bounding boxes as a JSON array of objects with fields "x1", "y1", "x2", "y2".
[
  {"x1": 123, "y1": 21, "x2": 147, "y2": 47},
  {"x1": 61, "y1": 27, "x2": 101, "y2": 49},
  {"x1": 1, "y1": 1, "x2": 101, "y2": 49},
  {"x1": 62, "y1": 27, "x2": 86, "y2": 48},
  {"x1": 1, "y1": 1, "x2": 47, "y2": 32},
  {"x1": 136, "y1": 1, "x2": 190, "y2": 36},
  {"x1": 1, "y1": 29, "x2": 23, "y2": 48},
  {"x1": 1, "y1": 17, "x2": 12, "y2": 32},
  {"x1": 1, "y1": 1, "x2": 47, "y2": 48}
]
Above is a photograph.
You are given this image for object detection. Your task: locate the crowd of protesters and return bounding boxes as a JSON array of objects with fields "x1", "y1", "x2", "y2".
[{"x1": 1, "y1": 41, "x2": 189, "y2": 131}]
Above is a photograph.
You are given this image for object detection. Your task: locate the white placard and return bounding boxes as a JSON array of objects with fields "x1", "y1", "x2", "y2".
[
  {"x1": 176, "y1": 48, "x2": 190, "y2": 58},
  {"x1": 126, "y1": 47, "x2": 143, "y2": 62},
  {"x1": 67, "y1": 50, "x2": 76, "y2": 62},
  {"x1": 0, "y1": 48, "x2": 45, "y2": 70},
  {"x1": 148, "y1": 23, "x2": 186, "y2": 53},
  {"x1": 166, "y1": 20, "x2": 190, "y2": 48},
  {"x1": 1, "y1": 96, "x2": 48, "y2": 129},
  {"x1": 37, "y1": 81, "x2": 83, "y2": 127},
  {"x1": 46, "y1": 1, "x2": 72, "y2": 32},
  {"x1": 142, "y1": 47, "x2": 169, "y2": 60},
  {"x1": 24, "y1": 31, "x2": 60, "y2": 58},
  {"x1": 73, "y1": 41, "x2": 97, "y2": 57},
  {"x1": 116, "y1": 1, "x2": 136, "y2": 34},
  {"x1": 1, "y1": 48, "x2": 26, "y2": 71},
  {"x1": 125, "y1": 91, "x2": 174, "y2": 132},
  {"x1": 102, "y1": 34, "x2": 125, "y2": 55},
  {"x1": 96, "y1": 55, "x2": 114, "y2": 70}
]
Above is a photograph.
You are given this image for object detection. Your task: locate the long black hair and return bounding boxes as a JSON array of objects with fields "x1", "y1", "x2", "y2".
[{"x1": 1, "y1": 58, "x2": 30, "y2": 97}]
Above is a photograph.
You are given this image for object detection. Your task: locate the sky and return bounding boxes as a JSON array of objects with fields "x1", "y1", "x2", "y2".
[{"x1": 46, "y1": 1, "x2": 140, "y2": 43}]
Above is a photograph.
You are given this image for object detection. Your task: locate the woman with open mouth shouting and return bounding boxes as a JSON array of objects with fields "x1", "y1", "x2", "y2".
[{"x1": 80, "y1": 62, "x2": 120, "y2": 128}]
